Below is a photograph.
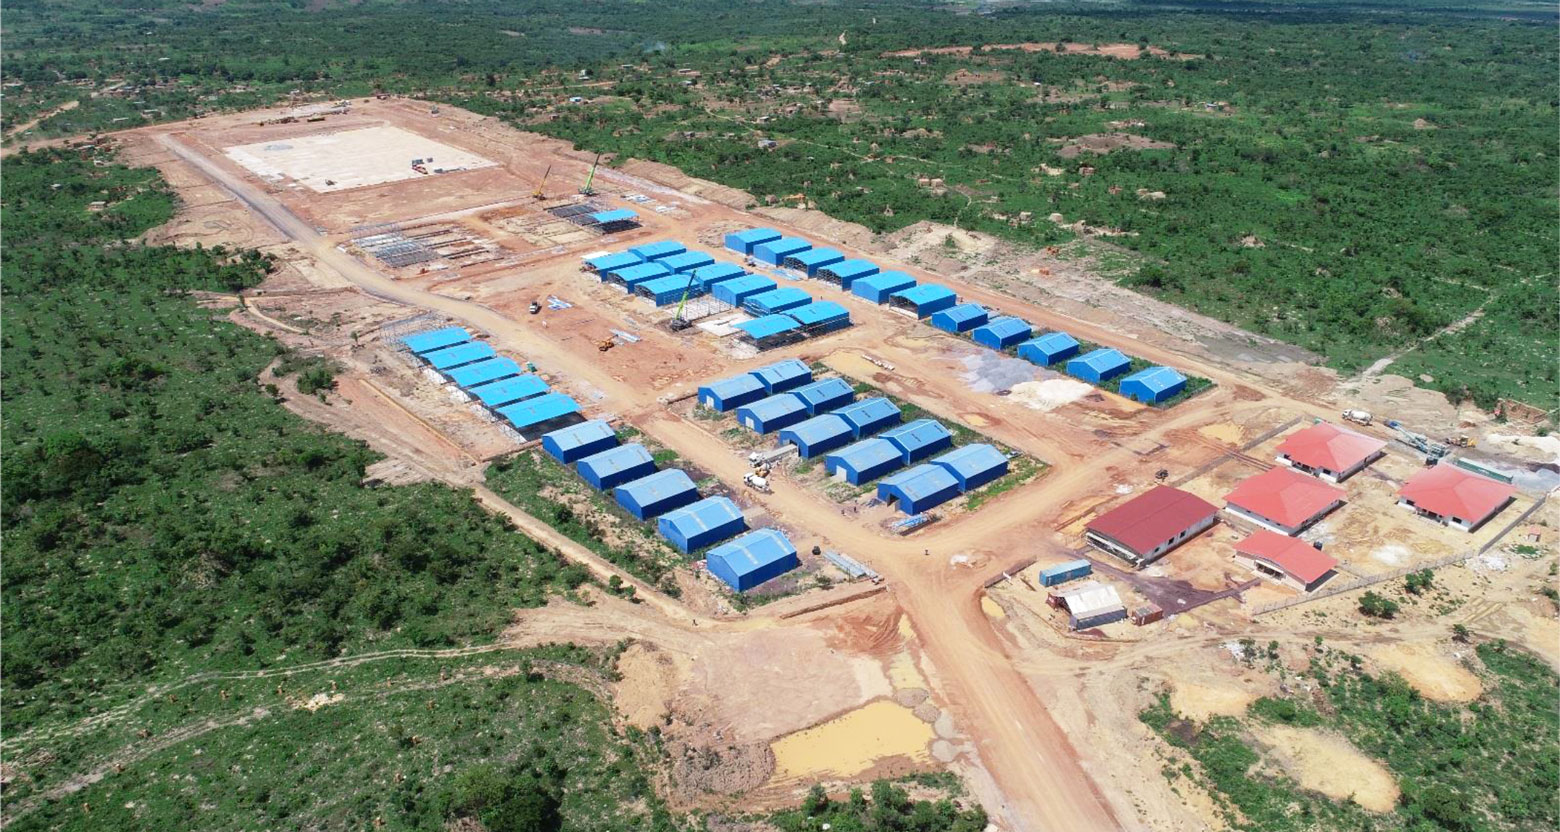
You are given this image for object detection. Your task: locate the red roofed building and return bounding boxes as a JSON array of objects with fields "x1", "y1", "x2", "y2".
[
  {"x1": 1086, "y1": 485, "x2": 1218, "y2": 566},
  {"x1": 1398, "y1": 464, "x2": 1516, "y2": 532},
  {"x1": 1274, "y1": 422, "x2": 1387, "y2": 482},
  {"x1": 1234, "y1": 530, "x2": 1338, "y2": 592},
  {"x1": 1223, "y1": 467, "x2": 1345, "y2": 535}
]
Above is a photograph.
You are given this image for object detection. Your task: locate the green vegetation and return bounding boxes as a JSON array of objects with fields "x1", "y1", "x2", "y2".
[
  {"x1": 1142, "y1": 638, "x2": 1560, "y2": 831},
  {"x1": 1359, "y1": 591, "x2": 1402, "y2": 619},
  {"x1": 773, "y1": 780, "x2": 989, "y2": 832}
]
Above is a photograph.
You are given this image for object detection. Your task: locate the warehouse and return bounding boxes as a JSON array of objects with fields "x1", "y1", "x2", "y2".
[
  {"x1": 468, "y1": 374, "x2": 549, "y2": 409},
  {"x1": 931, "y1": 443, "x2": 1009, "y2": 491},
  {"x1": 744, "y1": 286, "x2": 812, "y2": 315},
  {"x1": 706, "y1": 528, "x2": 800, "y2": 592},
  {"x1": 785, "y1": 247, "x2": 845, "y2": 276},
  {"x1": 606, "y1": 261, "x2": 672, "y2": 290},
  {"x1": 816, "y1": 258, "x2": 880, "y2": 289},
  {"x1": 834, "y1": 397, "x2": 902, "y2": 437},
  {"x1": 659, "y1": 250, "x2": 716, "y2": 274},
  {"x1": 880, "y1": 419, "x2": 953, "y2": 464},
  {"x1": 693, "y1": 262, "x2": 747, "y2": 290},
  {"x1": 658, "y1": 496, "x2": 747, "y2": 553},
  {"x1": 1086, "y1": 485, "x2": 1218, "y2": 565},
  {"x1": 1274, "y1": 422, "x2": 1387, "y2": 482},
  {"x1": 790, "y1": 377, "x2": 854, "y2": 415},
  {"x1": 753, "y1": 236, "x2": 812, "y2": 265},
  {"x1": 1223, "y1": 467, "x2": 1345, "y2": 535},
  {"x1": 636, "y1": 273, "x2": 704, "y2": 306},
  {"x1": 877, "y1": 464, "x2": 962, "y2": 514},
  {"x1": 1017, "y1": 332, "x2": 1080, "y2": 367},
  {"x1": 724, "y1": 227, "x2": 782, "y2": 255},
  {"x1": 890, "y1": 284, "x2": 958, "y2": 317},
  {"x1": 401, "y1": 326, "x2": 471, "y2": 354},
  {"x1": 735, "y1": 315, "x2": 804, "y2": 350},
  {"x1": 584, "y1": 251, "x2": 642, "y2": 274},
  {"x1": 497, "y1": 392, "x2": 580, "y2": 436},
  {"x1": 577, "y1": 443, "x2": 657, "y2": 490},
  {"x1": 1234, "y1": 530, "x2": 1338, "y2": 592},
  {"x1": 1055, "y1": 581, "x2": 1127, "y2": 630},
  {"x1": 712, "y1": 274, "x2": 778, "y2": 306},
  {"x1": 614, "y1": 468, "x2": 700, "y2": 521},
  {"x1": 749, "y1": 358, "x2": 812, "y2": 393},
  {"x1": 852, "y1": 271, "x2": 917, "y2": 304},
  {"x1": 422, "y1": 341, "x2": 497, "y2": 371},
  {"x1": 1397, "y1": 464, "x2": 1515, "y2": 532},
  {"x1": 1067, "y1": 348, "x2": 1131, "y2": 384},
  {"x1": 629, "y1": 240, "x2": 686, "y2": 261},
  {"x1": 778, "y1": 414, "x2": 855, "y2": 458},
  {"x1": 698, "y1": 373, "x2": 767, "y2": 412},
  {"x1": 446, "y1": 356, "x2": 520, "y2": 389},
  {"x1": 825, "y1": 438, "x2": 904, "y2": 484},
  {"x1": 931, "y1": 303, "x2": 989, "y2": 334},
  {"x1": 585, "y1": 208, "x2": 639, "y2": 233},
  {"x1": 737, "y1": 393, "x2": 810, "y2": 433},
  {"x1": 971, "y1": 316, "x2": 1033, "y2": 350},
  {"x1": 1039, "y1": 558, "x2": 1092, "y2": 587},
  {"x1": 784, "y1": 300, "x2": 852, "y2": 335},
  {"x1": 542, "y1": 419, "x2": 618, "y2": 463},
  {"x1": 1118, "y1": 366, "x2": 1187, "y2": 404}
]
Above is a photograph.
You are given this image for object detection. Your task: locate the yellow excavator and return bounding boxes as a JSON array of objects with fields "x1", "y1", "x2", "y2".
[{"x1": 532, "y1": 165, "x2": 551, "y2": 200}]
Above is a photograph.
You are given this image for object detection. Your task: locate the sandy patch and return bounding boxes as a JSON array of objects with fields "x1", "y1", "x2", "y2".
[
  {"x1": 980, "y1": 596, "x2": 1008, "y2": 619},
  {"x1": 1371, "y1": 544, "x2": 1410, "y2": 566},
  {"x1": 614, "y1": 643, "x2": 682, "y2": 728},
  {"x1": 1253, "y1": 724, "x2": 1399, "y2": 812},
  {"x1": 1199, "y1": 422, "x2": 1243, "y2": 445},
  {"x1": 1371, "y1": 642, "x2": 1482, "y2": 703},
  {"x1": 1056, "y1": 133, "x2": 1176, "y2": 159},
  {"x1": 1170, "y1": 682, "x2": 1255, "y2": 721},
  {"x1": 1009, "y1": 378, "x2": 1093, "y2": 411},
  {"x1": 769, "y1": 700, "x2": 934, "y2": 780},
  {"x1": 887, "y1": 650, "x2": 928, "y2": 690},
  {"x1": 294, "y1": 692, "x2": 344, "y2": 711}
]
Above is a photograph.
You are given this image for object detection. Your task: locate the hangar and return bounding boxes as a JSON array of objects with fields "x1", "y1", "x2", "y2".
[
  {"x1": 1224, "y1": 467, "x2": 1345, "y2": 535},
  {"x1": 1067, "y1": 348, "x2": 1131, "y2": 384},
  {"x1": 749, "y1": 358, "x2": 812, "y2": 393},
  {"x1": 724, "y1": 227, "x2": 782, "y2": 255},
  {"x1": 834, "y1": 397, "x2": 902, "y2": 437},
  {"x1": 630, "y1": 240, "x2": 686, "y2": 261},
  {"x1": 784, "y1": 300, "x2": 852, "y2": 335},
  {"x1": 1017, "y1": 332, "x2": 1080, "y2": 367},
  {"x1": 753, "y1": 236, "x2": 812, "y2": 265},
  {"x1": 614, "y1": 469, "x2": 700, "y2": 521},
  {"x1": 577, "y1": 443, "x2": 657, "y2": 490},
  {"x1": 712, "y1": 274, "x2": 777, "y2": 306},
  {"x1": 496, "y1": 392, "x2": 580, "y2": 435},
  {"x1": 744, "y1": 286, "x2": 812, "y2": 315},
  {"x1": 790, "y1": 377, "x2": 854, "y2": 415},
  {"x1": 852, "y1": 271, "x2": 917, "y2": 304},
  {"x1": 584, "y1": 251, "x2": 642, "y2": 274},
  {"x1": 584, "y1": 208, "x2": 639, "y2": 233},
  {"x1": 1086, "y1": 485, "x2": 1218, "y2": 566},
  {"x1": 735, "y1": 315, "x2": 804, "y2": 350},
  {"x1": 971, "y1": 316, "x2": 1033, "y2": 350},
  {"x1": 693, "y1": 262, "x2": 747, "y2": 290},
  {"x1": 468, "y1": 374, "x2": 549, "y2": 409},
  {"x1": 785, "y1": 247, "x2": 845, "y2": 276},
  {"x1": 779, "y1": 414, "x2": 855, "y2": 459},
  {"x1": 1234, "y1": 530, "x2": 1338, "y2": 592},
  {"x1": 931, "y1": 303, "x2": 989, "y2": 334},
  {"x1": 1118, "y1": 366, "x2": 1187, "y2": 404},
  {"x1": 878, "y1": 464, "x2": 962, "y2": 515},
  {"x1": 698, "y1": 373, "x2": 767, "y2": 412},
  {"x1": 401, "y1": 326, "x2": 471, "y2": 354},
  {"x1": 542, "y1": 419, "x2": 618, "y2": 463},
  {"x1": 659, "y1": 250, "x2": 716, "y2": 274},
  {"x1": 825, "y1": 438, "x2": 904, "y2": 484},
  {"x1": 606, "y1": 261, "x2": 672, "y2": 290},
  {"x1": 658, "y1": 496, "x2": 747, "y2": 553},
  {"x1": 637, "y1": 273, "x2": 704, "y2": 306},
  {"x1": 706, "y1": 528, "x2": 800, "y2": 592},
  {"x1": 889, "y1": 284, "x2": 958, "y2": 317},
  {"x1": 1397, "y1": 464, "x2": 1515, "y2": 532},
  {"x1": 816, "y1": 258, "x2": 879, "y2": 289},
  {"x1": 737, "y1": 393, "x2": 810, "y2": 433},
  {"x1": 931, "y1": 443, "x2": 1009, "y2": 491},
  {"x1": 446, "y1": 357, "x2": 521, "y2": 389},
  {"x1": 1274, "y1": 422, "x2": 1387, "y2": 482},
  {"x1": 879, "y1": 419, "x2": 953, "y2": 464},
  {"x1": 422, "y1": 341, "x2": 497, "y2": 371}
]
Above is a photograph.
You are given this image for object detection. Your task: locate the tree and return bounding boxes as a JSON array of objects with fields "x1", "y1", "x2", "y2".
[
  {"x1": 1405, "y1": 569, "x2": 1434, "y2": 596},
  {"x1": 1359, "y1": 591, "x2": 1399, "y2": 619}
]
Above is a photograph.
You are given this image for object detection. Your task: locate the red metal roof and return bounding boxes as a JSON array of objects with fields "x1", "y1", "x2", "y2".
[
  {"x1": 1235, "y1": 530, "x2": 1338, "y2": 584},
  {"x1": 1086, "y1": 486, "x2": 1217, "y2": 554},
  {"x1": 1224, "y1": 467, "x2": 1345, "y2": 529},
  {"x1": 1275, "y1": 422, "x2": 1387, "y2": 474},
  {"x1": 1398, "y1": 465, "x2": 1515, "y2": 522}
]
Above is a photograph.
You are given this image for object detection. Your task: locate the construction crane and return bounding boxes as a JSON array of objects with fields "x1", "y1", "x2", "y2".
[
  {"x1": 1385, "y1": 419, "x2": 1450, "y2": 464},
  {"x1": 579, "y1": 152, "x2": 602, "y2": 196},
  {"x1": 532, "y1": 164, "x2": 551, "y2": 200},
  {"x1": 667, "y1": 272, "x2": 699, "y2": 331}
]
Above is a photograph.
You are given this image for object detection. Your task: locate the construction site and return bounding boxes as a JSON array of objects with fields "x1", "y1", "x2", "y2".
[{"x1": 112, "y1": 97, "x2": 1559, "y2": 831}]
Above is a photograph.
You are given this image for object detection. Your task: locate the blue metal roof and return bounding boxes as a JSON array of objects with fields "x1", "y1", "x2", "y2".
[
  {"x1": 612, "y1": 261, "x2": 673, "y2": 287},
  {"x1": 706, "y1": 529, "x2": 799, "y2": 590},
  {"x1": 937, "y1": 303, "x2": 988, "y2": 325},
  {"x1": 753, "y1": 237, "x2": 812, "y2": 263},
  {"x1": 586, "y1": 251, "x2": 643, "y2": 273},
  {"x1": 745, "y1": 287, "x2": 812, "y2": 314},
  {"x1": 614, "y1": 468, "x2": 698, "y2": 514},
  {"x1": 693, "y1": 263, "x2": 747, "y2": 289},
  {"x1": 422, "y1": 341, "x2": 497, "y2": 370},
  {"x1": 660, "y1": 251, "x2": 716, "y2": 273},
  {"x1": 749, "y1": 358, "x2": 812, "y2": 392},
  {"x1": 637, "y1": 273, "x2": 702, "y2": 300},
  {"x1": 700, "y1": 373, "x2": 766, "y2": 405},
  {"x1": 727, "y1": 227, "x2": 782, "y2": 246},
  {"x1": 1074, "y1": 348, "x2": 1130, "y2": 372},
  {"x1": 630, "y1": 240, "x2": 686, "y2": 260},
  {"x1": 712, "y1": 274, "x2": 778, "y2": 305},
  {"x1": 401, "y1": 326, "x2": 471, "y2": 354},
  {"x1": 589, "y1": 208, "x2": 638, "y2": 224},
  {"x1": 735, "y1": 314, "x2": 802, "y2": 341},
  {"x1": 827, "y1": 437, "x2": 902, "y2": 475},
  {"x1": 834, "y1": 397, "x2": 902, "y2": 434},
  {"x1": 932, "y1": 443, "x2": 1007, "y2": 482},
  {"x1": 852, "y1": 270, "x2": 916, "y2": 300},
  {"x1": 972, "y1": 316, "x2": 1033, "y2": 348},
  {"x1": 780, "y1": 413, "x2": 853, "y2": 446},
  {"x1": 1121, "y1": 366, "x2": 1186, "y2": 393},
  {"x1": 738, "y1": 393, "x2": 807, "y2": 424},
  {"x1": 791, "y1": 377, "x2": 854, "y2": 411},
  {"x1": 497, "y1": 392, "x2": 579, "y2": 429},
  {"x1": 1020, "y1": 331, "x2": 1080, "y2": 358},
  {"x1": 879, "y1": 418, "x2": 954, "y2": 461},
  {"x1": 878, "y1": 463, "x2": 960, "y2": 503},
  {"x1": 787, "y1": 247, "x2": 845, "y2": 269},
  {"x1": 468, "y1": 374, "x2": 549, "y2": 408},
  {"x1": 446, "y1": 357, "x2": 521, "y2": 389},
  {"x1": 820, "y1": 258, "x2": 879, "y2": 281},
  {"x1": 658, "y1": 496, "x2": 746, "y2": 552},
  {"x1": 578, "y1": 443, "x2": 654, "y2": 480},
  {"x1": 785, "y1": 300, "x2": 850, "y2": 327},
  {"x1": 542, "y1": 420, "x2": 616, "y2": 455},
  {"x1": 891, "y1": 283, "x2": 958, "y2": 315}
]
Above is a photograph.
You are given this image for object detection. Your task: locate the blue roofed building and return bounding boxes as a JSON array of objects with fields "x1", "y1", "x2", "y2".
[
  {"x1": 468, "y1": 374, "x2": 549, "y2": 409},
  {"x1": 588, "y1": 209, "x2": 639, "y2": 231},
  {"x1": 659, "y1": 251, "x2": 716, "y2": 274},
  {"x1": 706, "y1": 528, "x2": 800, "y2": 592},
  {"x1": 877, "y1": 464, "x2": 962, "y2": 514},
  {"x1": 749, "y1": 358, "x2": 812, "y2": 393},
  {"x1": 693, "y1": 262, "x2": 747, "y2": 290},
  {"x1": 784, "y1": 247, "x2": 845, "y2": 276},
  {"x1": 614, "y1": 469, "x2": 699, "y2": 521},
  {"x1": 1017, "y1": 332, "x2": 1081, "y2": 367},
  {"x1": 734, "y1": 315, "x2": 803, "y2": 350},
  {"x1": 791, "y1": 377, "x2": 854, "y2": 415},
  {"x1": 542, "y1": 420, "x2": 618, "y2": 463},
  {"x1": 585, "y1": 251, "x2": 643, "y2": 274},
  {"x1": 712, "y1": 274, "x2": 778, "y2": 306},
  {"x1": 736, "y1": 394, "x2": 809, "y2": 433},
  {"x1": 1118, "y1": 366, "x2": 1188, "y2": 404},
  {"x1": 852, "y1": 271, "x2": 916, "y2": 303},
  {"x1": 744, "y1": 287, "x2": 812, "y2": 315},
  {"x1": 752, "y1": 237, "x2": 812, "y2": 265},
  {"x1": 1067, "y1": 348, "x2": 1132, "y2": 384},
  {"x1": 724, "y1": 227, "x2": 782, "y2": 255},
  {"x1": 658, "y1": 496, "x2": 747, "y2": 553},
  {"x1": 785, "y1": 300, "x2": 851, "y2": 335},
  {"x1": 698, "y1": 373, "x2": 767, "y2": 412},
  {"x1": 932, "y1": 443, "x2": 1009, "y2": 491},
  {"x1": 401, "y1": 326, "x2": 471, "y2": 355},
  {"x1": 446, "y1": 357, "x2": 521, "y2": 389},
  {"x1": 607, "y1": 261, "x2": 673, "y2": 290},
  {"x1": 779, "y1": 414, "x2": 854, "y2": 459},
  {"x1": 834, "y1": 397, "x2": 902, "y2": 437},
  {"x1": 577, "y1": 444, "x2": 657, "y2": 490},
  {"x1": 971, "y1": 316, "x2": 1033, "y2": 350},
  {"x1": 422, "y1": 341, "x2": 497, "y2": 371},
  {"x1": 931, "y1": 303, "x2": 989, "y2": 334},
  {"x1": 630, "y1": 240, "x2": 686, "y2": 261},
  {"x1": 637, "y1": 273, "x2": 704, "y2": 306},
  {"x1": 825, "y1": 438, "x2": 904, "y2": 484},
  {"x1": 889, "y1": 284, "x2": 957, "y2": 318},
  {"x1": 816, "y1": 259, "x2": 879, "y2": 289},
  {"x1": 496, "y1": 392, "x2": 579, "y2": 434},
  {"x1": 880, "y1": 419, "x2": 954, "y2": 464}
]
